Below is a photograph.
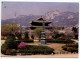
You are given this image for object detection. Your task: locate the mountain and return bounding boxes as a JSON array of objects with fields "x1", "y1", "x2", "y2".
[
  {"x1": 1, "y1": 10, "x2": 79, "y2": 27},
  {"x1": 1, "y1": 15, "x2": 41, "y2": 26},
  {"x1": 45, "y1": 10, "x2": 60, "y2": 20},
  {"x1": 45, "y1": 11, "x2": 79, "y2": 27}
]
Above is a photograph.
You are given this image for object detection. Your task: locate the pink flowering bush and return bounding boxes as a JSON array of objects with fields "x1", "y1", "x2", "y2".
[
  {"x1": 60, "y1": 36, "x2": 69, "y2": 40},
  {"x1": 52, "y1": 38, "x2": 55, "y2": 40},
  {"x1": 60, "y1": 36, "x2": 65, "y2": 40},
  {"x1": 18, "y1": 42, "x2": 26, "y2": 49}
]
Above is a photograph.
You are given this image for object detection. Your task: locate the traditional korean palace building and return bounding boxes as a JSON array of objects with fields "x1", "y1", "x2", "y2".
[
  {"x1": 28, "y1": 17, "x2": 53, "y2": 39},
  {"x1": 29, "y1": 17, "x2": 52, "y2": 30}
]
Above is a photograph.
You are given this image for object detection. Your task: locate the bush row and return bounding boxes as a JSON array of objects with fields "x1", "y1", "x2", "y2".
[
  {"x1": 16, "y1": 39, "x2": 33, "y2": 44},
  {"x1": 1, "y1": 44, "x2": 17, "y2": 55},
  {"x1": 18, "y1": 45, "x2": 54, "y2": 55},
  {"x1": 1, "y1": 44, "x2": 54, "y2": 55},
  {"x1": 1, "y1": 39, "x2": 18, "y2": 55},
  {"x1": 46, "y1": 39, "x2": 74, "y2": 44},
  {"x1": 62, "y1": 43, "x2": 78, "y2": 53},
  {"x1": 1, "y1": 39, "x2": 54, "y2": 55}
]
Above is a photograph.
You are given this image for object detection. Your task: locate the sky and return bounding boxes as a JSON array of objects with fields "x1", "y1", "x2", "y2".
[{"x1": 1, "y1": 2, "x2": 79, "y2": 20}]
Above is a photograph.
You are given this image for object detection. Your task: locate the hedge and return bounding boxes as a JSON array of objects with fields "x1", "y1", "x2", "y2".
[
  {"x1": 5, "y1": 39, "x2": 17, "y2": 49},
  {"x1": 46, "y1": 39, "x2": 74, "y2": 44},
  {"x1": 62, "y1": 43, "x2": 78, "y2": 53},
  {"x1": 1, "y1": 43, "x2": 7, "y2": 54},
  {"x1": 16, "y1": 39, "x2": 33, "y2": 44},
  {"x1": 18, "y1": 45, "x2": 54, "y2": 55},
  {"x1": 1, "y1": 44, "x2": 54, "y2": 55}
]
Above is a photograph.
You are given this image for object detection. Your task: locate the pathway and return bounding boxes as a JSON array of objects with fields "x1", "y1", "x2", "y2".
[{"x1": 48, "y1": 43, "x2": 67, "y2": 53}]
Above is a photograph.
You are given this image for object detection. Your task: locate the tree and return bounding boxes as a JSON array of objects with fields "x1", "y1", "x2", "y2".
[
  {"x1": 72, "y1": 27, "x2": 77, "y2": 32},
  {"x1": 34, "y1": 28, "x2": 42, "y2": 39},
  {"x1": 53, "y1": 29, "x2": 59, "y2": 36},
  {"x1": 25, "y1": 32, "x2": 29, "y2": 39},
  {"x1": 72, "y1": 27, "x2": 78, "y2": 39},
  {"x1": 2, "y1": 23, "x2": 20, "y2": 35}
]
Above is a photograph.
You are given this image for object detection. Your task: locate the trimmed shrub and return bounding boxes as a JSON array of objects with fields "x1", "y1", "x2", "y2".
[
  {"x1": 56, "y1": 38, "x2": 60, "y2": 40},
  {"x1": 10, "y1": 49, "x2": 16, "y2": 55},
  {"x1": 1, "y1": 44, "x2": 7, "y2": 54},
  {"x1": 47, "y1": 39, "x2": 74, "y2": 44},
  {"x1": 62, "y1": 45, "x2": 67, "y2": 51},
  {"x1": 75, "y1": 43, "x2": 78, "y2": 48},
  {"x1": 16, "y1": 39, "x2": 33, "y2": 44},
  {"x1": 62, "y1": 43, "x2": 78, "y2": 53},
  {"x1": 6, "y1": 49, "x2": 11, "y2": 55},
  {"x1": 1, "y1": 39, "x2": 18, "y2": 55},
  {"x1": 6, "y1": 49, "x2": 16, "y2": 55},
  {"x1": 18, "y1": 45, "x2": 54, "y2": 55},
  {"x1": 5, "y1": 39, "x2": 17, "y2": 49}
]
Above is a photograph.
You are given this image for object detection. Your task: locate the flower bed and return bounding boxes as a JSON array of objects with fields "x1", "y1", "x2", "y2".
[
  {"x1": 1, "y1": 39, "x2": 54, "y2": 55},
  {"x1": 1, "y1": 45, "x2": 54, "y2": 55},
  {"x1": 62, "y1": 43, "x2": 78, "y2": 53}
]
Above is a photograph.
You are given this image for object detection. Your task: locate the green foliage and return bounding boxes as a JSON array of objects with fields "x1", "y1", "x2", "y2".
[
  {"x1": 1, "y1": 39, "x2": 17, "y2": 55},
  {"x1": 31, "y1": 35, "x2": 34, "y2": 39},
  {"x1": 16, "y1": 39, "x2": 33, "y2": 44},
  {"x1": 47, "y1": 39, "x2": 74, "y2": 44},
  {"x1": 15, "y1": 32, "x2": 21, "y2": 39},
  {"x1": 72, "y1": 27, "x2": 77, "y2": 32},
  {"x1": 1, "y1": 23, "x2": 20, "y2": 35},
  {"x1": 1, "y1": 43, "x2": 7, "y2": 54},
  {"x1": 1, "y1": 32, "x2": 10, "y2": 36},
  {"x1": 62, "y1": 45, "x2": 67, "y2": 51},
  {"x1": 53, "y1": 29, "x2": 59, "y2": 37},
  {"x1": 1, "y1": 39, "x2": 54, "y2": 55},
  {"x1": 7, "y1": 35, "x2": 15, "y2": 39},
  {"x1": 62, "y1": 43, "x2": 78, "y2": 53},
  {"x1": 10, "y1": 49, "x2": 16, "y2": 55},
  {"x1": 6, "y1": 49, "x2": 16, "y2": 55},
  {"x1": 19, "y1": 45, "x2": 54, "y2": 54},
  {"x1": 56, "y1": 38, "x2": 61, "y2": 40},
  {"x1": 25, "y1": 32, "x2": 29, "y2": 39},
  {"x1": 34, "y1": 28, "x2": 42, "y2": 38},
  {"x1": 75, "y1": 43, "x2": 78, "y2": 48},
  {"x1": 5, "y1": 39, "x2": 17, "y2": 49}
]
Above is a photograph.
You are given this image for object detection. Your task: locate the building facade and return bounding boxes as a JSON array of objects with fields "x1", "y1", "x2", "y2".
[{"x1": 28, "y1": 17, "x2": 53, "y2": 39}]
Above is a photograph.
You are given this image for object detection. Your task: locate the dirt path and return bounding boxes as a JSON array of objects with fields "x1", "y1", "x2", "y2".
[
  {"x1": 48, "y1": 43, "x2": 66, "y2": 53},
  {"x1": 1, "y1": 40, "x2": 5, "y2": 45}
]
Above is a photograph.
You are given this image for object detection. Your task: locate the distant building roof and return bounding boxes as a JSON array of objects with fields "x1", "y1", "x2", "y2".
[{"x1": 29, "y1": 17, "x2": 52, "y2": 24}]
